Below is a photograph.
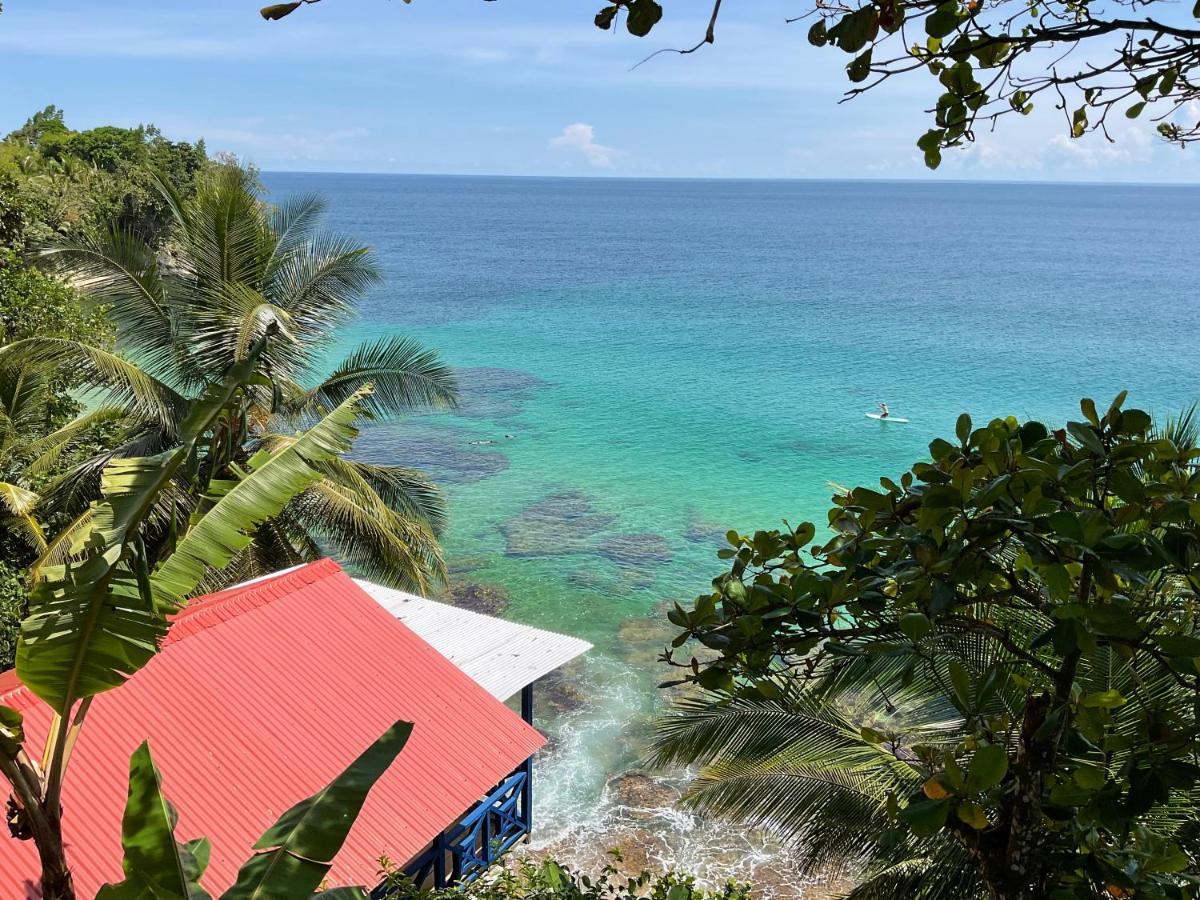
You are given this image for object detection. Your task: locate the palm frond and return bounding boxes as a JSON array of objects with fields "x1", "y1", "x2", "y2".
[
  {"x1": 30, "y1": 508, "x2": 94, "y2": 582},
  {"x1": 22, "y1": 405, "x2": 129, "y2": 480},
  {"x1": 36, "y1": 228, "x2": 177, "y2": 372},
  {"x1": 0, "y1": 339, "x2": 186, "y2": 432},
  {"x1": 0, "y1": 362, "x2": 52, "y2": 450},
  {"x1": 837, "y1": 848, "x2": 984, "y2": 900},
  {"x1": 150, "y1": 387, "x2": 369, "y2": 607},
  {"x1": 312, "y1": 456, "x2": 447, "y2": 535},
  {"x1": 1153, "y1": 404, "x2": 1199, "y2": 453},
  {"x1": 265, "y1": 234, "x2": 380, "y2": 358},
  {"x1": 0, "y1": 481, "x2": 39, "y2": 518},
  {"x1": 291, "y1": 335, "x2": 458, "y2": 421},
  {"x1": 289, "y1": 475, "x2": 445, "y2": 594},
  {"x1": 264, "y1": 192, "x2": 326, "y2": 276}
]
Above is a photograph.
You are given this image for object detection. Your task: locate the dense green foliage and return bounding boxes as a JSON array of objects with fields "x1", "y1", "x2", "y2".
[
  {"x1": 1, "y1": 105, "x2": 207, "y2": 247},
  {"x1": 657, "y1": 395, "x2": 1200, "y2": 899},
  {"x1": 380, "y1": 854, "x2": 752, "y2": 900},
  {"x1": 0, "y1": 106, "x2": 195, "y2": 667},
  {"x1": 0, "y1": 342, "x2": 407, "y2": 896},
  {"x1": 261, "y1": 0, "x2": 1200, "y2": 166}
]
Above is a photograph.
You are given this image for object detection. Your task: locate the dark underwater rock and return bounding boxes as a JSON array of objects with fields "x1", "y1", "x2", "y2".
[
  {"x1": 500, "y1": 490, "x2": 616, "y2": 557},
  {"x1": 443, "y1": 579, "x2": 510, "y2": 616},
  {"x1": 598, "y1": 533, "x2": 674, "y2": 569}
]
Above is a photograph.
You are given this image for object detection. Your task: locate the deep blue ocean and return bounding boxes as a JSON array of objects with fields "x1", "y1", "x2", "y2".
[{"x1": 264, "y1": 173, "x2": 1200, "y2": 884}]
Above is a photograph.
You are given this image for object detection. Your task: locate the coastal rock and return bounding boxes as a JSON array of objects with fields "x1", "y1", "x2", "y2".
[
  {"x1": 443, "y1": 579, "x2": 509, "y2": 617},
  {"x1": 354, "y1": 424, "x2": 508, "y2": 484},
  {"x1": 566, "y1": 568, "x2": 612, "y2": 591},
  {"x1": 598, "y1": 533, "x2": 674, "y2": 569},
  {"x1": 447, "y1": 555, "x2": 490, "y2": 576},
  {"x1": 534, "y1": 660, "x2": 589, "y2": 718},
  {"x1": 617, "y1": 615, "x2": 673, "y2": 648},
  {"x1": 500, "y1": 491, "x2": 616, "y2": 557},
  {"x1": 454, "y1": 367, "x2": 548, "y2": 420},
  {"x1": 605, "y1": 770, "x2": 682, "y2": 813},
  {"x1": 684, "y1": 510, "x2": 729, "y2": 547}
]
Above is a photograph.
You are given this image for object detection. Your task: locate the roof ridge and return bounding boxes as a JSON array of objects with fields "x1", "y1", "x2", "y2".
[
  {"x1": 0, "y1": 559, "x2": 344, "y2": 701},
  {"x1": 164, "y1": 558, "x2": 343, "y2": 645}
]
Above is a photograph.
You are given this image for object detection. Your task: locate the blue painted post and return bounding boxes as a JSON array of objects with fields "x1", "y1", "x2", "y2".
[
  {"x1": 521, "y1": 683, "x2": 534, "y2": 725},
  {"x1": 521, "y1": 755, "x2": 533, "y2": 834},
  {"x1": 520, "y1": 683, "x2": 534, "y2": 834},
  {"x1": 433, "y1": 832, "x2": 446, "y2": 889}
]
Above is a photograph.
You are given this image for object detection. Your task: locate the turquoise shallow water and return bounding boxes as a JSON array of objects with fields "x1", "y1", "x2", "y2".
[{"x1": 264, "y1": 172, "x2": 1200, "y2": 878}]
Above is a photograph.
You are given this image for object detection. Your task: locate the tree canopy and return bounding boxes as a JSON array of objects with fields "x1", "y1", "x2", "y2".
[
  {"x1": 258, "y1": 0, "x2": 1200, "y2": 167},
  {"x1": 657, "y1": 395, "x2": 1200, "y2": 899}
]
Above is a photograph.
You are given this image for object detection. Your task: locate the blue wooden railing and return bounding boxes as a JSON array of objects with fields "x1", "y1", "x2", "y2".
[{"x1": 387, "y1": 759, "x2": 532, "y2": 892}]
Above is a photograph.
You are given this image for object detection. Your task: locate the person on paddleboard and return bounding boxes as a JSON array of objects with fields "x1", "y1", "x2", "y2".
[{"x1": 879, "y1": 402, "x2": 890, "y2": 419}]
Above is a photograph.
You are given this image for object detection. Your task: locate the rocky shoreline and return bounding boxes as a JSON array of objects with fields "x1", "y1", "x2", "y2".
[{"x1": 441, "y1": 566, "x2": 850, "y2": 900}]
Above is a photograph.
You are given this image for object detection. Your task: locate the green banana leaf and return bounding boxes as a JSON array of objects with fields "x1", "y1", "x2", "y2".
[
  {"x1": 96, "y1": 741, "x2": 213, "y2": 900},
  {"x1": 16, "y1": 349, "x2": 269, "y2": 714},
  {"x1": 152, "y1": 386, "x2": 368, "y2": 608},
  {"x1": 222, "y1": 720, "x2": 413, "y2": 900}
]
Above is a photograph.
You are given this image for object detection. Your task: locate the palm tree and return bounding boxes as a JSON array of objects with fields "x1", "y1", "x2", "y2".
[
  {"x1": 11, "y1": 164, "x2": 457, "y2": 593},
  {"x1": 651, "y1": 642, "x2": 1200, "y2": 899},
  {"x1": 0, "y1": 354, "x2": 122, "y2": 559}
]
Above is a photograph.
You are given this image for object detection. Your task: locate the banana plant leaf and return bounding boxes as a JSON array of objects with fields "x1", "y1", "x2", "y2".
[
  {"x1": 151, "y1": 386, "x2": 368, "y2": 609},
  {"x1": 95, "y1": 741, "x2": 213, "y2": 900},
  {"x1": 16, "y1": 349, "x2": 268, "y2": 714},
  {"x1": 222, "y1": 720, "x2": 413, "y2": 900}
]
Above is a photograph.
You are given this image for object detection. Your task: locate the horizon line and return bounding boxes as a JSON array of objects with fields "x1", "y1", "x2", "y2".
[{"x1": 256, "y1": 169, "x2": 1200, "y2": 189}]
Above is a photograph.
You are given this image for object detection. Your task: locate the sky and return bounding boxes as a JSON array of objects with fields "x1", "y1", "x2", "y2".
[{"x1": 1, "y1": 0, "x2": 1197, "y2": 182}]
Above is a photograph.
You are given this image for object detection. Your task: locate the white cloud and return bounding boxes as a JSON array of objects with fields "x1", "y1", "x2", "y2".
[{"x1": 549, "y1": 123, "x2": 618, "y2": 168}]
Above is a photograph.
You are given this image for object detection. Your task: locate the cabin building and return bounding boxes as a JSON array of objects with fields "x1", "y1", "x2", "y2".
[{"x1": 0, "y1": 559, "x2": 590, "y2": 898}]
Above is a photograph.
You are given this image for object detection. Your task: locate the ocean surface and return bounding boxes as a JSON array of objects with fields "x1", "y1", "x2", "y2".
[{"x1": 263, "y1": 172, "x2": 1200, "y2": 887}]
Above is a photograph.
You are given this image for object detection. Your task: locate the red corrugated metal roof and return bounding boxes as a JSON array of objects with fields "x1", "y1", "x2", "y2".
[{"x1": 0, "y1": 559, "x2": 545, "y2": 899}]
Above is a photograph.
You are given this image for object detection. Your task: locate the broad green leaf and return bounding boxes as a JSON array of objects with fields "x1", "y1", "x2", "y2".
[
  {"x1": 955, "y1": 412, "x2": 972, "y2": 444},
  {"x1": 0, "y1": 705, "x2": 23, "y2": 755},
  {"x1": 956, "y1": 800, "x2": 988, "y2": 829},
  {"x1": 1156, "y1": 634, "x2": 1200, "y2": 657},
  {"x1": 948, "y1": 659, "x2": 971, "y2": 710},
  {"x1": 223, "y1": 721, "x2": 413, "y2": 900},
  {"x1": 900, "y1": 612, "x2": 932, "y2": 641},
  {"x1": 96, "y1": 742, "x2": 212, "y2": 900},
  {"x1": 152, "y1": 387, "x2": 369, "y2": 608},
  {"x1": 966, "y1": 744, "x2": 1008, "y2": 793},
  {"x1": 16, "y1": 350, "x2": 266, "y2": 713},
  {"x1": 831, "y1": 6, "x2": 878, "y2": 52},
  {"x1": 847, "y1": 49, "x2": 873, "y2": 83},
  {"x1": 1073, "y1": 764, "x2": 1107, "y2": 790},
  {"x1": 1080, "y1": 689, "x2": 1127, "y2": 709},
  {"x1": 594, "y1": 5, "x2": 618, "y2": 29},
  {"x1": 260, "y1": 3, "x2": 303, "y2": 20},
  {"x1": 899, "y1": 798, "x2": 949, "y2": 836},
  {"x1": 625, "y1": 0, "x2": 662, "y2": 36}
]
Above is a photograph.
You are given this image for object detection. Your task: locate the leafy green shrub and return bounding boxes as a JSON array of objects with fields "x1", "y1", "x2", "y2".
[
  {"x1": 0, "y1": 560, "x2": 24, "y2": 670},
  {"x1": 658, "y1": 395, "x2": 1200, "y2": 899},
  {"x1": 378, "y1": 853, "x2": 753, "y2": 900}
]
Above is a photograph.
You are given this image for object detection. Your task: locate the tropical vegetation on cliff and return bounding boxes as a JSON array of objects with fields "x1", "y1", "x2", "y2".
[
  {"x1": 0, "y1": 109, "x2": 458, "y2": 668},
  {"x1": 0, "y1": 108, "x2": 459, "y2": 898},
  {"x1": 656, "y1": 396, "x2": 1200, "y2": 898},
  {"x1": 27, "y1": 163, "x2": 457, "y2": 594}
]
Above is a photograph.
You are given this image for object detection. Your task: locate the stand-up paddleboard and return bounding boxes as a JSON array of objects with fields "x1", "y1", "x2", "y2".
[{"x1": 866, "y1": 413, "x2": 910, "y2": 423}]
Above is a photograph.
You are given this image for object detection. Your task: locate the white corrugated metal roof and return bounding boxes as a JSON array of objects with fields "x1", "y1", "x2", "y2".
[{"x1": 355, "y1": 579, "x2": 592, "y2": 702}]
